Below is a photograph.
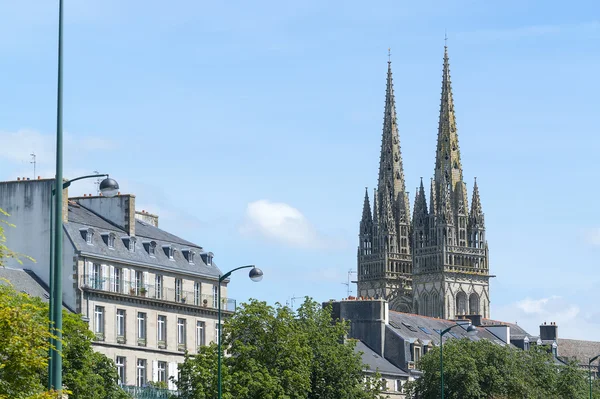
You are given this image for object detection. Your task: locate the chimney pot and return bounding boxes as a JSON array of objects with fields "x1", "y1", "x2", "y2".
[
  {"x1": 117, "y1": 192, "x2": 120, "y2": 195},
  {"x1": 17, "y1": 177, "x2": 20, "y2": 181},
  {"x1": 38, "y1": 176, "x2": 41, "y2": 180},
  {"x1": 84, "y1": 194, "x2": 87, "y2": 197}
]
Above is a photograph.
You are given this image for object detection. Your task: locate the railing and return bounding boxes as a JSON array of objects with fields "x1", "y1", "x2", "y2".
[
  {"x1": 121, "y1": 385, "x2": 178, "y2": 399},
  {"x1": 81, "y1": 275, "x2": 236, "y2": 311}
]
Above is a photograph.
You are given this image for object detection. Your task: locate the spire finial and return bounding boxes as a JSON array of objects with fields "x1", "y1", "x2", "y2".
[
  {"x1": 388, "y1": 47, "x2": 391, "y2": 63},
  {"x1": 444, "y1": 30, "x2": 448, "y2": 47}
]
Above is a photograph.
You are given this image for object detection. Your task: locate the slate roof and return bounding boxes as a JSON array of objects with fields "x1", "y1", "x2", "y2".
[
  {"x1": 0, "y1": 267, "x2": 71, "y2": 311},
  {"x1": 557, "y1": 338, "x2": 600, "y2": 366},
  {"x1": 353, "y1": 340, "x2": 408, "y2": 377},
  {"x1": 483, "y1": 318, "x2": 534, "y2": 339},
  {"x1": 65, "y1": 202, "x2": 222, "y2": 279},
  {"x1": 387, "y1": 311, "x2": 512, "y2": 346}
]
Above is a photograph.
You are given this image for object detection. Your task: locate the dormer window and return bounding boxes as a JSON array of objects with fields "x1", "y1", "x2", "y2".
[
  {"x1": 201, "y1": 252, "x2": 214, "y2": 266},
  {"x1": 143, "y1": 241, "x2": 157, "y2": 257},
  {"x1": 102, "y1": 233, "x2": 116, "y2": 248},
  {"x1": 182, "y1": 249, "x2": 195, "y2": 264},
  {"x1": 122, "y1": 236, "x2": 137, "y2": 252},
  {"x1": 80, "y1": 228, "x2": 94, "y2": 245},
  {"x1": 163, "y1": 245, "x2": 175, "y2": 260}
]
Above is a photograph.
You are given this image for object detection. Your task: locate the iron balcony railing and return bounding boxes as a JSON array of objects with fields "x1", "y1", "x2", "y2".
[
  {"x1": 81, "y1": 275, "x2": 236, "y2": 311},
  {"x1": 120, "y1": 385, "x2": 179, "y2": 399}
]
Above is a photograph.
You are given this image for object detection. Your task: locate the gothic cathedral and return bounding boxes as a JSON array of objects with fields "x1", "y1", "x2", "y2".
[{"x1": 357, "y1": 45, "x2": 491, "y2": 319}]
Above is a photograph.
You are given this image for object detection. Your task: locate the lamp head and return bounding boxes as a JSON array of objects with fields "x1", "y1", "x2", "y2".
[
  {"x1": 99, "y1": 177, "x2": 119, "y2": 198},
  {"x1": 249, "y1": 267, "x2": 263, "y2": 282},
  {"x1": 466, "y1": 324, "x2": 478, "y2": 336}
]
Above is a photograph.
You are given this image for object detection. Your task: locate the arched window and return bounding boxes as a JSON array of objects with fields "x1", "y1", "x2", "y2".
[
  {"x1": 430, "y1": 292, "x2": 439, "y2": 318},
  {"x1": 469, "y1": 293, "x2": 480, "y2": 315},
  {"x1": 455, "y1": 292, "x2": 467, "y2": 316},
  {"x1": 421, "y1": 293, "x2": 429, "y2": 316}
]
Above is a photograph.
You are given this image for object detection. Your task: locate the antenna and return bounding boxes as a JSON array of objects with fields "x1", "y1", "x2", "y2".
[
  {"x1": 93, "y1": 171, "x2": 102, "y2": 195},
  {"x1": 289, "y1": 294, "x2": 304, "y2": 309},
  {"x1": 342, "y1": 269, "x2": 357, "y2": 297},
  {"x1": 30, "y1": 153, "x2": 36, "y2": 178}
]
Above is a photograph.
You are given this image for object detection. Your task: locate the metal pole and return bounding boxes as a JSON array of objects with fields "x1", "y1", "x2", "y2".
[
  {"x1": 440, "y1": 331, "x2": 444, "y2": 399},
  {"x1": 217, "y1": 278, "x2": 222, "y2": 399},
  {"x1": 50, "y1": 0, "x2": 64, "y2": 390},
  {"x1": 47, "y1": 189, "x2": 55, "y2": 389}
]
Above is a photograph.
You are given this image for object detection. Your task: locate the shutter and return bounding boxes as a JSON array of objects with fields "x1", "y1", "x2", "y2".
[
  {"x1": 101, "y1": 264, "x2": 108, "y2": 290},
  {"x1": 168, "y1": 362, "x2": 177, "y2": 390},
  {"x1": 109, "y1": 265, "x2": 115, "y2": 291},
  {"x1": 152, "y1": 360, "x2": 158, "y2": 382}
]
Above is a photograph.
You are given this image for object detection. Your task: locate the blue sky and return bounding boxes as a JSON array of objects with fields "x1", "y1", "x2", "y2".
[{"x1": 1, "y1": 0, "x2": 599, "y2": 339}]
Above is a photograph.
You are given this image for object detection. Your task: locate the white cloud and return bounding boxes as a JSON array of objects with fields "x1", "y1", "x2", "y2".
[
  {"x1": 239, "y1": 200, "x2": 326, "y2": 249},
  {"x1": 494, "y1": 295, "x2": 599, "y2": 341}
]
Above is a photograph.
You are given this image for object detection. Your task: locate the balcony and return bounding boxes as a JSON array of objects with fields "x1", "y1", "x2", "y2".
[
  {"x1": 81, "y1": 275, "x2": 236, "y2": 311},
  {"x1": 121, "y1": 385, "x2": 178, "y2": 399}
]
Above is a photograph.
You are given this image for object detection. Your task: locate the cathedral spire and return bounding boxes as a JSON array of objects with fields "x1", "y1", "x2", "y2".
[
  {"x1": 469, "y1": 178, "x2": 485, "y2": 227},
  {"x1": 433, "y1": 45, "x2": 464, "y2": 197},
  {"x1": 361, "y1": 187, "x2": 372, "y2": 223},
  {"x1": 377, "y1": 57, "x2": 408, "y2": 213},
  {"x1": 413, "y1": 178, "x2": 428, "y2": 221}
]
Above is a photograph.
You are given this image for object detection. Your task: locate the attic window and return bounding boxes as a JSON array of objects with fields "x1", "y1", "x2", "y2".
[
  {"x1": 402, "y1": 322, "x2": 418, "y2": 333},
  {"x1": 101, "y1": 233, "x2": 116, "y2": 248},
  {"x1": 143, "y1": 241, "x2": 157, "y2": 257},
  {"x1": 201, "y1": 252, "x2": 214, "y2": 266},
  {"x1": 163, "y1": 245, "x2": 175, "y2": 260},
  {"x1": 182, "y1": 249, "x2": 195, "y2": 264},
  {"x1": 122, "y1": 237, "x2": 136, "y2": 252},
  {"x1": 80, "y1": 228, "x2": 94, "y2": 245},
  {"x1": 418, "y1": 326, "x2": 432, "y2": 335}
]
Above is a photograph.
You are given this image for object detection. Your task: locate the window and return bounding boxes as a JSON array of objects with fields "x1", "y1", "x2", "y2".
[
  {"x1": 94, "y1": 306, "x2": 105, "y2": 339},
  {"x1": 163, "y1": 245, "x2": 174, "y2": 259},
  {"x1": 177, "y1": 318, "x2": 187, "y2": 350},
  {"x1": 137, "y1": 312, "x2": 147, "y2": 345},
  {"x1": 85, "y1": 228, "x2": 94, "y2": 244},
  {"x1": 194, "y1": 282, "x2": 201, "y2": 305},
  {"x1": 196, "y1": 321, "x2": 205, "y2": 348},
  {"x1": 395, "y1": 379, "x2": 403, "y2": 392},
  {"x1": 212, "y1": 285, "x2": 218, "y2": 308},
  {"x1": 418, "y1": 326, "x2": 432, "y2": 335},
  {"x1": 155, "y1": 275, "x2": 163, "y2": 299},
  {"x1": 136, "y1": 359, "x2": 146, "y2": 387},
  {"x1": 116, "y1": 309, "x2": 126, "y2": 341},
  {"x1": 129, "y1": 237, "x2": 136, "y2": 252},
  {"x1": 108, "y1": 233, "x2": 115, "y2": 248},
  {"x1": 112, "y1": 267, "x2": 122, "y2": 293},
  {"x1": 157, "y1": 361, "x2": 167, "y2": 383},
  {"x1": 215, "y1": 322, "x2": 221, "y2": 344},
  {"x1": 116, "y1": 356, "x2": 126, "y2": 385},
  {"x1": 175, "y1": 279, "x2": 183, "y2": 302},
  {"x1": 92, "y1": 263, "x2": 101, "y2": 289},
  {"x1": 134, "y1": 271, "x2": 143, "y2": 294},
  {"x1": 147, "y1": 241, "x2": 156, "y2": 256},
  {"x1": 414, "y1": 346, "x2": 422, "y2": 363},
  {"x1": 157, "y1": 315, "x2": 167, "y2": 345}
]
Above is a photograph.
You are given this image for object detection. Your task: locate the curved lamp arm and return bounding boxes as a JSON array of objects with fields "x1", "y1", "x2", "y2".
[
  {"x1": 591, "y1": 355, "x2": 600, "y2": 366},
  {"x1": 219, "y1": 264, "x2": 256, "y2": 282},
  {"x1": 52, "y1": 173, "x2": 109, "y2": 193}
]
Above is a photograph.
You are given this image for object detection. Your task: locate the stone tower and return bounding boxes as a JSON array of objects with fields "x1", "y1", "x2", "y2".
[
  {"x1": 412, "y1": 45, "x2": 491, "y2": 319},
  {"x1": 357, "y1": 59, "x2": 413, "y2": 312}
]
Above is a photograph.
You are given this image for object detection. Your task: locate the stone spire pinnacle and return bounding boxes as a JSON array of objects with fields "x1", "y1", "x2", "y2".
[
  {"x1": 438, "y1": 177, "x2": 454, "y2": 223},
  {"x1": 429, "y1": 178, "x2": 437, "y2": 215},
  {"x1": 377, "y1": 58, "x2": 408, "y2": 216},
  {"x1": 434, "y1": 45, "x2": 464, "y2": 198},
  {"x1": 469, "y1": 178, "x2": 485, "y2": 227},
  {"x1": 413, "y1": 178, "x2": 428, "y2": 221},
  {"x1": 361, "y1": 187, "x2": 372, "y2": 223}
]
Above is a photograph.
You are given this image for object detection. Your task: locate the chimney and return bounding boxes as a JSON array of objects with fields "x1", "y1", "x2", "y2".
[
  {"x1": 135, "y1": 210, "x2": 159, "y2": 228},
  {"x1": 539, "y1": 322, "x2": 558, "y2": 341},
  {"x1": 463, "y1": 314, "x2": 483, "y2": 326},
  {"x1": 485, "y1": 324, "x2": 510, "y2": 344}
]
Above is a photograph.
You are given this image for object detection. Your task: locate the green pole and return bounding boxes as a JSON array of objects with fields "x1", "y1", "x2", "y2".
[
  {"x1": 217, "y1": 278, "x2": 222, "y2": 399},
  {"x1": 50, "y1": 0, "x2": 64, "y2": 390},
  {"x1": 47, "y1": 189, "x2": 55, "y2": 389},
  {"x1": 440, "y1": 330, "x2": 444, "y2": 399}
]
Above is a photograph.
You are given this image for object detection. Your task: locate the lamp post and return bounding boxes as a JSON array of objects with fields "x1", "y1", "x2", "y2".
[
  {"x1": 590, "y1": 355, "x2": 600, "y2": 399},
  {"x1": 439, "y1": 322, "x2": 478, "y2": 399},
  {"x1": 217, "y1": 265, "x2": 263, "y2": 399},
  {"x1": 47, "y1": 174, "x2": 119, "y2": 389}
]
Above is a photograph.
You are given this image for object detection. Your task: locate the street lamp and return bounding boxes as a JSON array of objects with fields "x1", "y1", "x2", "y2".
[
  {"x1": 589, "y1": 355, "x2": 600, "y2": 399},
  {"x1": 47, "y1": 174, "x2": 119, "y2": 389},
  {"x1": 217, "y1": 265, "x2": 263, "y2": 399},
  {"x1": 439, "y1": 322, "x2": 478, "y2": 399}
]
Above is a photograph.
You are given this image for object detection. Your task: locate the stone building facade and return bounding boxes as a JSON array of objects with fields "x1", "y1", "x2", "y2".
[
  {"x1": 358, "y1": 46, "x2": 491, "y2": 319},
  {"x1": 0, "y1": 178, "x2": 231, "y2": 390}
]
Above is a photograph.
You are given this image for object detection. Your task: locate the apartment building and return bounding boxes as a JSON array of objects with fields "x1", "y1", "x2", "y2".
[{"x1": 0, "y1": 177, "x2": 233, "y2": 390}]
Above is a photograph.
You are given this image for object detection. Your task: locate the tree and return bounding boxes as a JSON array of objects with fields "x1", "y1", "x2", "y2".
[
  {"x1": 405, "y1": 338, "x2": 595, "y2": 399},
  {"x1": 176, "y1": 298, "x2": 385, "y2": 399}
]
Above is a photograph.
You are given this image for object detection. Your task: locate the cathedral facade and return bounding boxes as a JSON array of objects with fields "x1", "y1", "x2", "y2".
[{"x1": 357, "y1": 46, "x2": 491, "y2": 319}]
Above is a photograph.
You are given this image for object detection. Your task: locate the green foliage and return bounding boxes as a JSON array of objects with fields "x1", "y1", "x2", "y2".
[
  {"x1": 176, "y1": 298, "x2": 385, "y2": 399},
  {"x1": 0, "y1": 281, "x2": 129, "y2": 399},
  {"x1": 405, "y1": 338, "x2": 597, "y2": 399}
]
